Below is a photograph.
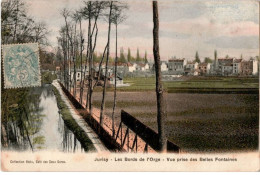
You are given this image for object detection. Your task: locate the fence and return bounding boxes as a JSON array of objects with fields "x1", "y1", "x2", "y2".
[{"x1": 58, "y1": 81, "x2": 180, "y2": 153}]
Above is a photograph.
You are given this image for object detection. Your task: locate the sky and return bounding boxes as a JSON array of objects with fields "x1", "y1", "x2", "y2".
[{"x1": 27, "y1": 0, "x2": 259, "y2": 61}]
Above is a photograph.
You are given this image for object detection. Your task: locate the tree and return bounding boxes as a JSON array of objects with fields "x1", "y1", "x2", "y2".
[
  {"x1": 204, "y1": 57, "x2": 212, "y2": 63},
  {"x1": 81, "y1": 1, "x2": 108, "y2": 114},
  {"x1": 119, "y1": 47, "x2": 127, "y2": 63},
  {"x1": 225, "y1": 55, "x2": 229, "y2": 59},
  {"x1": 214, "y1": 50, "x2": 217, "y2": 70},
  {"x1": 195, "y1": 51, "x2": 200, "y2": 63},
  {"x1": 240, "y1": 54, "x2": 243, "y2": 59},
  {"x1": 110, "y1": 1, "x2": 128, "y2": 136},
  {"x1": 136, "y1": 47, "x2": 141, "y2": 62},
  {"x1": 214, "y1": 50, "x2": 217, "y2": 61},
  {"x1": 100, "y1": 1, "x2": 113, "y2": 126},
  {"x1": 127, "y1": 48, "x2": 131, "y2": 62},
  {"x1": 144, "y1": 50, "x2": 148, "y2": 63},
  {"x1": 153, "y1": 1, "x2": 167, "y2": 152},
  {"x1": 1, "y1": 0, "x2": 49, "y2": 150}
]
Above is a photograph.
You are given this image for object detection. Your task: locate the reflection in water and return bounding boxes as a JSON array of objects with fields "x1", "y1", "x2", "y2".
[{"x1": 2, "y1": 84, "x2": 83, "y2": 153}]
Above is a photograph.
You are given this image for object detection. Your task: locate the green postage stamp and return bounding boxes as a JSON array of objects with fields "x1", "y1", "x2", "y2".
[{"x1": 2, "y1": 43, "x2": 41, "y2": 88}]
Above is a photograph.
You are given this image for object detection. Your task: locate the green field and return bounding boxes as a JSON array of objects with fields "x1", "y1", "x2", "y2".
[{"x1": 117, "y1": 76, "x2": 259, "y2": 93}]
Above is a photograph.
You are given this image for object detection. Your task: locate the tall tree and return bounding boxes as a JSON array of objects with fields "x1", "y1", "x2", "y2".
[
  {"x1": 144, "y1": 50, "x2": 148, "y2": 63},
  {"x1": 100, "y1": 1, "x2": 113, "y2": 126},
  {"x1": 81, "y1": 1, "x2": 108, "y2": 114},
  {"x1": 111, "y1": 1, "x2": 128, "y2": 136},
  {"x1": 119, "y1": 47, "x2": 126, "y2": 63},
  {"x1": 127, "y1": 47, "x2": 131, "y2": 62},
  {"x1": 136, "y1": 47, "x2": 141, "y2": 62},
  {"x1": 214, "y1": 50, "x2": 217, "y2": 70},
  {"x1": 153, "y1": 1, "x2": 167, "y2": 152},
  {"x1": 195, "y1": 51, "x2": 200, "y2": 63}
]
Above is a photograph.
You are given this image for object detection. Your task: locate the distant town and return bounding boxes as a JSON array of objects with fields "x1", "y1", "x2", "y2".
[{"x1": 53, "y1": 52, "x2": 259, "y2": 86}]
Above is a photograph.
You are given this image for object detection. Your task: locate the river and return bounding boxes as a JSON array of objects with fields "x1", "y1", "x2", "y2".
[{"x1": 3, "y1": 84, "x2": 84, "y2": 153}]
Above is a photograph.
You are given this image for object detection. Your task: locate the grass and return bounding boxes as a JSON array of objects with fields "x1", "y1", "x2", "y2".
[
  {"x1": 52, "y1": 85, "x2": 96, "y2": 152},
  {"x1": 116, "y1": 76, "x2": 259, "y2": 93}
]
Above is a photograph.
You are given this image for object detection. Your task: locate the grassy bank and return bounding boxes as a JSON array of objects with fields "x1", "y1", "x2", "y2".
[
  {"x1": 41, "y1": 71, "x2": 57, "y2": 84},
  {"x1": 52, "y1": 85, "x2": 96, "y2": 152}
]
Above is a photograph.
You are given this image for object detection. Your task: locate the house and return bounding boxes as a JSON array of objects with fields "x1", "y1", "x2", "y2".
[
  {"x1": 250, "y1": 58, "x2": 258, "y2": 75},
  {"x1": 168, "y1": 58, "x2": 187, "y2": 75},
  {"x1": 108, "y1": 74, "x2": 124, "y2": 86},
  {"x1": 184, "y1": 61, "x2": 199, "y2": 76},
  {"x1": 198, "y1": 63, "x2": 210, "y2": 75},
  {"x1": 136, "y1": 63, "x2": 146, "y2": 71},
  {"x1": 241, "y1": 58, "x2": 258, "y2": 76},
  {"x1": 185, "y1": 61, "x2": 198, "y2": 70},
  {"x1": 222, "y1": 63, "x2": 233, "y2": 76},
  {"x1": 127, "y1": 63, "x2": 137, "y2": 72},
  {"x1": 217, "y1": 58, "x2": 234, "y2": 76},
  {"x1": 144, "y1": 63, "x2": 150, "y2": 71},
  {"x1": 233, "y1": 59, "x2": 242, "y2": 75},
  {"x1": 70, "y1": 70, "x2": 83, "y2": 82},
  {"x1": 160, "y1": 61, "x2": 168, "y2": 72}
]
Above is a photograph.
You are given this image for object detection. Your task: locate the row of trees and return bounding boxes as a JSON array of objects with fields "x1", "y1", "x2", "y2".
[
  {"x1": 119, "y1": 47, "x2": 148, "y2": 63},
  {"x1": 57, "y1": 1, "x2": 128, "y2": 136},
  {"x1": 91, "y1": 47, "x2": 148, "y2": 65},
  {"x1": 58, "y1": 1, "x2": 167, "y2": 152}
]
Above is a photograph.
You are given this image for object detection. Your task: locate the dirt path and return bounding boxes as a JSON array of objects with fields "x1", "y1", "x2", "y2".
[{"x1": 53, "y1": 80, "x2": 108, "y2": 152}]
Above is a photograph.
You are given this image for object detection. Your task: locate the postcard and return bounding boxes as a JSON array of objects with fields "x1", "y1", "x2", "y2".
[{"x1": 1, "y1": 0, "x2": 259, "y2": 172}]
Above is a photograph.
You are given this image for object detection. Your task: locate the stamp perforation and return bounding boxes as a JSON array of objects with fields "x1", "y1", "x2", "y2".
[{"x1": 2, "y1": 42, "x2": 42, "y2": 89}]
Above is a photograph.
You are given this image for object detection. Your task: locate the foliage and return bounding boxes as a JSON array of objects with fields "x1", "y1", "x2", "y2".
[
  {"x1": 41, "y1": 71, "x2": 57, "y2": 84},
  {"x1": 195, "y1": 51, "x2": 200, "y2": 63},
  {"x1": 204, "y1": 57, "x2": 213, "y2": 63}
]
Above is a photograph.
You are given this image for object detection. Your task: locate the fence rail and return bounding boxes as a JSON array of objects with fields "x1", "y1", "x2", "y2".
[{"x1": 120, "y1": 110, "x2": 180, "y2": 153}]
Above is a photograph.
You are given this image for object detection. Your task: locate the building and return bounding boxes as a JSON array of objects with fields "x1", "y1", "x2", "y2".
[
  {"x1": 168, "y1": 58, "x2": 187, "y2": 75},
  {"x1": 241, "y1": 58, "x2": 258, "y2": 76},
  {"x1": 127, "y1": 63, "x2": 137, "y2": 72},
  {"x1": 184, "y1": 61, "x2": 199, "y2": 76},
  {"x1": 217, "y1": 58, "x2": 234, "y2": 76},
  {"x1": 233, "y1": 59, "x2": 242, "y2": 75},
  {"x1": 108, "y1": 74, "x2": 124, "y2": 86},
  {"x1": 161, "y1": 61, "x2": 168, "y2": 72},
  {"x1": 198, "y1": 63, "x2": 210, "y2": 75},
  {"x1": 136, "y1": 63, "x2": 146, "y2": 71}
]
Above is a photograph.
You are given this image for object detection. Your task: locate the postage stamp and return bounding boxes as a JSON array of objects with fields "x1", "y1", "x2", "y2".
[{"x1": 2, "y1": 43, "x2": 41, "y2": 89}]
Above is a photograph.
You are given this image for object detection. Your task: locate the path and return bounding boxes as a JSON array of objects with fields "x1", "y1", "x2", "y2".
[{"x1": 52, "y1": 80, "x2": 108, "y2": 152}]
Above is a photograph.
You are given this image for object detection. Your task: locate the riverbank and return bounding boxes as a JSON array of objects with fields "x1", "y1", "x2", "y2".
[
  {"x1": 52, "y1": 80, "x2": 108, "y2": 152},
  {"x1": 52, "y1": 83, "x2": 96, "y2": 152}
]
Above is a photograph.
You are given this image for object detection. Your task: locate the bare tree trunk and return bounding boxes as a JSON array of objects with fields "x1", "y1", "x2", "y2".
[
  {"x1": 153, "y1": 1, "x2": 167, "y2": 152},
  {"x1": 111, "y1": 23, "x2": 118, "y2": 137},
  {"x1": 87, "y1": 2, "x2": 93, "y2": 115},
  {"x1": 13, "y1": 1, "x2": 19, "y2": 43},
  {"x1": 79, "y1": 19, "x2": 84, "y2": 104},
  {"x1": 100, "y1": 1, "x2": 113, "y2": 126},
  {"x1": 73, "y1": 23, "x2": 77, "y2": 97}
]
